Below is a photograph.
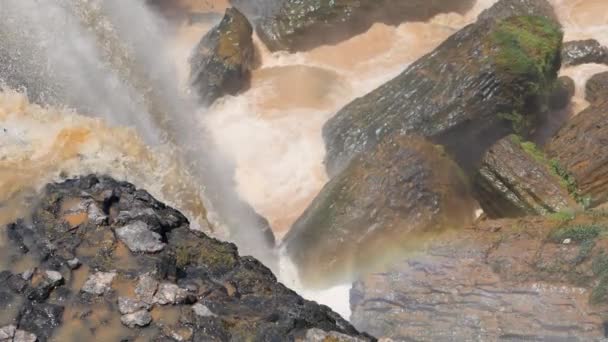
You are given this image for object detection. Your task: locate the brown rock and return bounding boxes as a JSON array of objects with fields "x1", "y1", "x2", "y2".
[
  {"x1": 547, "y1": 101, "x2": 608, "y2": 207},
  {"x1": 586, "y1": 71, "x2": 608, "y2": 104},
  {"x1": 474, "y1": 135, "x2": 579, "y2": 218}
]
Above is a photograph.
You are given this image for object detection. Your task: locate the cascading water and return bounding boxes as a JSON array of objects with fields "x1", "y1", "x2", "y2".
[{"x1": 1, "y1": 0, "x2": 608, "y2": 323}]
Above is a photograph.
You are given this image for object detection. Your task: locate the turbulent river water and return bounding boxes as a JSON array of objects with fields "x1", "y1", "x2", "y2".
[{"x1": 1, "y1": 0, "x2": 607, "y2": 320}]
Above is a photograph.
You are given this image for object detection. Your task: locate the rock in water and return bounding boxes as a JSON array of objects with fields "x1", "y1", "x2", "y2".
[
  {"x1": 0, "y1": 175, "x2": 371, "y2": 341},
  {"x1": 350, "y1": 216, "x2": 608, "y2": 340},
  {"x1": 283, "y1": 135, "x2": 475, "y2": 285},
  {"x1": 586, "y1": 71, "x2": 608, "y2": 104},
  {"x1": 256, "y1": 0, "x2": 476, "y2": 52},
  {"x1": 323, "y1": 0, "x2": 562, "y2": 176},
  {"x1": 547, "y1": 100, "x2": 608, "y2": 208},
  {"x1": 190, "y1": 7, "x2": 254, "y2": 105},
  {"x1": 562, "y1": 39, "x2": 608, "y2": 67},
  {"x1": 474, "y1": 135, "x2": 579, "y2": 218}
]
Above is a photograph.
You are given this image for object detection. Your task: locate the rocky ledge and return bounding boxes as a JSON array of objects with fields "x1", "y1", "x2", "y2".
[
  {"x1": 351, "y1": 214, "x2": 608, "y2": 341},
  {"x1": 0, "y1": 175, "x2": 372, "y2": 341}
]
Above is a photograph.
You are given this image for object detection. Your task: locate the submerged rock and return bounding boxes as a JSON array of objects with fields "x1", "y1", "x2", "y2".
[
  {"x1": 190, "y1": 7, "x2": 254, "y2": 105},
  {"x1": 474, "y1": 135, "x2": 579, "y2": 218},
  {"x1": 562, "y1": 39, "x2": 608, "y2": 67},
  {"x1": 547, "y1": 100, "x2": 608, "y2": 208},
  {"x1": 0, "y1": 175, "x2": 371, "y2": 341},
  {"x1": 283, "y1": 135, "x2": 475, "y2": 285},
  {"x1": 586, "y1": 71, "x2": 608, "y2": 104},
  {"x1": 323, "y1": 0, "x2": 563, "y2": 175},
  {"x1": 350, "y1": 216, "x2": 608, "y2": 341},
  {"x1": 256, "y1": 0, "x2": 475, "y2": 52}
]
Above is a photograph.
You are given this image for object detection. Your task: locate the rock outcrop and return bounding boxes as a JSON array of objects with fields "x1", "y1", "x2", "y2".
[
  {"x1": 351, "y1": 215, "x2": 608, "y2": 341},
  {"x1": 0, "y1": 175, "x2": 372, "y2": 341},
  {"x1": 190, "y1": 8, "x2": 254, "y2": 105},
  {"x1": 323, "y1": 0, "x2": 563, "y2": 176},
  {"x1": 586, "y1": 71, "x2": 608, "y2": 104},
  {"x1": 283, "y1": 135, "x2": 475, "y2": 286},
  {"x1": 475, "y1": 135, "x2": 579, "y2": 218},
  {"x1": 547, "y1": 100, "x2": 608, "y2": 208},
  {"x1": 256, "y1": 0, "x2": 475, "y2": 52},
  {"x1": 562, "y1": 39, "x2": 608, "y2": 67}
]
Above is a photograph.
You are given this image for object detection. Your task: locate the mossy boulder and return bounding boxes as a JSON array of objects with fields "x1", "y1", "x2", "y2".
[
  {"x1": 323, "y1": 0, "x2": 562, "y2": 176},
  {"x1": 256, "y1": 0, "x2": 475, "y2": 52},
  {"x1": 547, "y1": 100, "x2": 608, "y2": 208},
  {"x1": 282, "y1": 135, "x2": 475, "y2": 286},
  {"x1": 474, "y1": 135, "x2": 580, "y2": 218},
  {"x1": 190, "y1": 7, "x2": 254, "y2": 105}
]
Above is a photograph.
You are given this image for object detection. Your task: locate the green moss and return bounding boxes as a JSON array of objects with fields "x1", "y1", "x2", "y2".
[
  {"x1": 547, "y1": 210, "x2": 576, "y2": 222},
  {"x1": 549, "y1": 224, "x2": 604, "y2": 243},
  {"x1": 490, "y1": 15, "x2": 562, "y2": 84}
]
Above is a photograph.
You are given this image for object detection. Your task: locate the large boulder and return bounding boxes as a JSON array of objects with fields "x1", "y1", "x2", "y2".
[
  {"x1": 350, "y1": 215, "x2": 608, "y2": 341},
  {"x1": 546, "y1": 101, "x2": 608, "y2": 208},
  {"x1": 0, "y1": 175, "x2": 372, "y2": 341},
  {"x1": 282, "y1": 135, "x2": 475, "y2": 286},
  {"x1": 256, "y1": 0, "x2": 475, "y2": 52},
  {"x1": 586, "y1": 71, "x2": 608, "y2": 104},
  {"x1": 474, "y1": 135, "x2": 580, "y2": 218},
  {"x1": 323, "y1": 0, "x2": 563, "y2": 176},
  {"x1": 562, "y1": 39, "x2": 608, "y2": 67},
  {"x1": 190, "y1": 7, "x2": 254, "y2": 105}
]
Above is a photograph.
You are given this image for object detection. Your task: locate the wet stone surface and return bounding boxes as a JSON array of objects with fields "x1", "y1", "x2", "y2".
[{"x1": 0, "y1": 174, "x2": 371, "y2": 341}]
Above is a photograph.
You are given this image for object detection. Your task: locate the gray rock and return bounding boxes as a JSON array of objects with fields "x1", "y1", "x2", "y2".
[
  {"x1": 21, "y1": 269, "x2": 35, "y2": 281},
  {"x1": 118, "y1": 297, "x2": 150, "y2": 315},
  {"x1": 120, "y1": 310, "x2": 152, "y2": 329},
  {"x1": 86, "y1": 202, "x2": 108, "y2": 225},
  {"x1": 66, "y1": 258, "x2": 81, "y2": 270},
  {"x1": 562, "y1": 39, "x2": 608, "y2": 67},
  {"x1": 13, "y1": 330, "x2": 37, "y2": 342},
  {"x1": 115, "y1": 221, "x2": 165, "y2": 253},
  {"x1": 81, "y1": 271, "x2": 116, "y2": 295},
  {"x1": 192, "y1": 303, "x2": 216, "y2": 317},
  {"x1": 302, "y1": 328, "x2": 368, "y2": 342},
  {"x1": 135, "y1": 273, "x2": 158, "y2": 305},
  {"x1": 0, "y1": 325, "x2": 16, "y2": 341},
  {"x1": 44, "y1": 270, "x2": 63, "y2": 287},
  {"x1": 153, "y1": 283, "x2": 190, "y2": 305}
]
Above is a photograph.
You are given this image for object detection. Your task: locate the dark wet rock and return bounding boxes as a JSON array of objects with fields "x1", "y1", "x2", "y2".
[
  {"x1": 18, "y1": 303, "x2": 63, "y2": 342},
  {"x1": 562, "y1": 39, "x2": 608, "y2": 67},
  {"x1": 115, "y1": 221, "x2": 166, "y2": 253},
  {"x1": 474, "y1": 135, "x2": 579, "y2": 218},
  {"x1": 190, "y1": 7, "x2": 254, "y2": 105},
  {"x1": 121, "y1": 309, "x2": 152, "y2": 329},
  {"x1": 81, "y1": 271, "x2": 116, "y2": 296},
  {"x1": 25, "y1": 270, "x2": 65, "y2": 302},
  {"x1": 549, "y1": 75, "x2": 575, "y2": 110},
  {"x1": 283, "y1": 135, "x2": 475, "y2": 285},
  {"x1": 256, "y1": 0, "x2": 475, "y2": 52},
  {"x1": 586, "y1": 71, "x2": 608, "y2": 104},
  {"x1": 546, "y1": 100, "x2": 608, "y2": 208},
  {"x1": 0, "y1": 175, "x2": 371, "y2": 341},
  {"x1": 323, "y1": 0, "x2": 563, "y2": 176},
  {"x1": 350, "y1": 216, "x2": 608, "y2": 341}
]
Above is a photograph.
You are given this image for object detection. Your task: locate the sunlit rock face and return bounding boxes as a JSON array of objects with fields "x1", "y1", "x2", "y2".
[
  {"x1": 0, "y1": 175, "x2": 372, "y2": 341},
  {"x1": 547, "y1": 99, "x2": 608, "y2": 208},
  {"x1": 256, "y1": 0, "x2": 476, "y2": 52},
  {"x1": 323, "y1": 0, "x2": 562, "y2": 176},
  {"x1": 283, "y1": 135, "x2": 475, "y2": 286},
  {"x1": 351, "y1": 216, "x2": 608, "y2": 341}
]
